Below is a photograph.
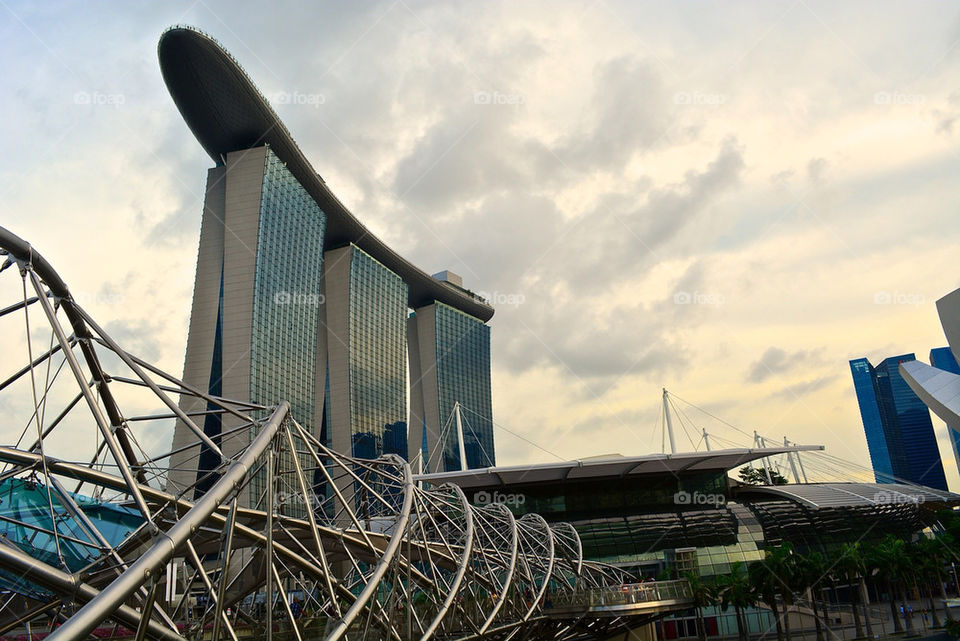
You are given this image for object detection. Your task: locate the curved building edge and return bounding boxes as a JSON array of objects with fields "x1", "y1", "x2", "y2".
[{"x1": 157, "y1": 25, "x2": 494, "y2": 322}]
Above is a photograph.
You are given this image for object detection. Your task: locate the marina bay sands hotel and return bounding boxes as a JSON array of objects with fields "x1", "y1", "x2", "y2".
[{"x1": 161, "y1": 27, "x2": 495, "y2": 495}]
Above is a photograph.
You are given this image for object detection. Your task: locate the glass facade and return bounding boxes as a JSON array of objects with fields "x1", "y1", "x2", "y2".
[
  {"x1": 660, "y1": 608, "x2": 775, "y2": 640},
  {"x1": 849, "y1": 355, "x2": 947, "y2": 490},
  {"x1": 0, "y1": 478, "x2": 141, "y2": 596},
  {"x1": 875, "y1": 355, "x2": 947, "y2": 490},
  {"x1": 747, "y1": 498, "x2": 921, "y2": 550},
  {"x1": 930, "y1": 346, "x2": 960, "y2": 374},
  {"x1": 694, "y1": 503, "x2": 765, "y2": 575},
  {"x1": 460, "y1": 470, "x2": 933, "y2": 581},
  {"x1": 248, "y1": 148, "x2": 327, "y2": 506},
  {"x1": 462, "y1": 472, "x2": 763, "y2": 576},
  {"x1": 469, "y1": 472, "x2": 727, "y2": 521},
  {"x1": 195, "y1": 265, "x2": 225, "y2": 497},
  {"x1": 850, "y1": 358, "x2": 894, "y2": 482},
  {"x1": 434, "y1": 302, "x2": 495, "y2": 470},
  {"x1": 930, "y1": 347, "x2": 960, "y2": 478},
  {"x1": 345, "y1": 246, "x2": 408, "y2": 460}
]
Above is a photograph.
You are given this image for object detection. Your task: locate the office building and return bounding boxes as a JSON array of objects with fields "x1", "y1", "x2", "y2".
[
  {"x1": 409, "y1": 301, "x2": 495, "y2": 473},
  {"x1": 418, "y1": 447, "x2": 960, "y2": 638},
  {"x1": 323, "y1": 244, "x2": 409, "y2": 460},
  {"x1": 159, "y1": 27, "x2": 495, "y2": 499},
  {"x1": 849, "y1": 354, "x2": 947, "y2": 490}
]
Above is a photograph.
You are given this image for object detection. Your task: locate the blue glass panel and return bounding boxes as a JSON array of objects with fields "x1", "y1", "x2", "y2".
[
  {"x1": 433, "y1": 303, "x2": 495, "y2": 470},
  {"x1": 346, "y1": 246, "x2": 408, "y2": 460}
]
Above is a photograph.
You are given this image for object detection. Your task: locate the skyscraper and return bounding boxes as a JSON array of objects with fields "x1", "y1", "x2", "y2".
[
  {"x1": 409, "y1": 299, "x2": 495, "y2": 473},
  {"x1": 849, "y1": 354, "x2": 947, "y2": 490},
  {"x1": 159, "y1": 27, "x2": 496, "y2": 499},
  {"x1": 167, "y1": 146, "x2": 326, "y2": 499},
  {"x1": 930, "y1": 347, "x2": 960, "y2": 478},
  {"x1": 850, "y1": 358, "x2": 895, "y2": 483},
  {"x1": 323, "y1": 244, "x2": 409, "y2": 460}
]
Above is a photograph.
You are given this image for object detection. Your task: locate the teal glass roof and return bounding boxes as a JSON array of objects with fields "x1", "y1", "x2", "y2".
[{"x1": 0, "y1": 477, "x2": 143, "y2": 595}]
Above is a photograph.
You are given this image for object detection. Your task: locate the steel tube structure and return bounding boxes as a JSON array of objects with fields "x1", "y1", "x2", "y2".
[
  {"x1": 46, "y1": 402, "x2": 291, "y2": 641},
  {"x1": 0, "y1": 227, "x2": 691, "y2": 640}
]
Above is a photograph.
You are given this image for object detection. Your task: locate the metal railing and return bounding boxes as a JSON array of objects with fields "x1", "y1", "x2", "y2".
[{"x1": 549, "y1": 579, "x2": 693, "y2": 610}]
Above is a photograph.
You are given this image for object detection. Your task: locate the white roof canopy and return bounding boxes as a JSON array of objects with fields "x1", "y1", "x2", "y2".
[{"x1": 416, "y1": 446, "x2": 824, "y2": 489}]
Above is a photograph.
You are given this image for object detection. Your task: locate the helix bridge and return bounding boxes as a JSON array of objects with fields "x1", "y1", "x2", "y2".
[{"x1": 0, "y1": 225, "x2": 692, "y2": 640}]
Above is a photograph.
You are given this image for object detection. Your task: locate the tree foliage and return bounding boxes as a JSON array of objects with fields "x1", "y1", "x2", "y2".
[{"x1": 737, "y1": 465, "x2": 789, "y2": 485}]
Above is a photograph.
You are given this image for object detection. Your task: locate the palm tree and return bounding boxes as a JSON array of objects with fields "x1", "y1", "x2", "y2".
[
  {"x1": 799, "y1": 552, "x2": 829, "y2": 641},
  {"x1": 930, "y1": 534, "x2": 955, "y2": 623},
  {"x1": 773, "y1": 544, "x2": 805, "y2": 641},
  {"x1": 684, "y1": 571, "x2": 718, "y2": 641},
  {"x1": 748, "y1": 559, "x2": 784, "y2": 641},
  {"x1": 817, "y1": 553, "x2": 839, "y2": 639},
  {"x1": 914, "y1": 536, "x2": 952, "y2": 628},
  {"x1": 869, "y1": 535, "x2": 910, "y2": 634},
  {"x1": 835, "y1": 542, "x2": 871, "y2": 639},
  {"x1": 750, "y1": 544, "x2": 799, "y2": 641},
  {"x1": 718, "y1": 561, "x2": 756, "y2": 641}
]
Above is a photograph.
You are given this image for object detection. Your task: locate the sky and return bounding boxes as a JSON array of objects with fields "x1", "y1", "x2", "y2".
[{"x1": 3, "y1": 1, "x2": 960, "y2": 487}]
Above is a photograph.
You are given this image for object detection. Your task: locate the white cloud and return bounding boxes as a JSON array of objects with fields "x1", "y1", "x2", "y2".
[{"x1": 4, "y1": 0, "x2": 960, "y2": 487}]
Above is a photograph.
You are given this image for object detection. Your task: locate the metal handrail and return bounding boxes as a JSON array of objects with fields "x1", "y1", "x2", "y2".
[{"x1": 549, "y1": 579, "x2": 693, "y2": 609}]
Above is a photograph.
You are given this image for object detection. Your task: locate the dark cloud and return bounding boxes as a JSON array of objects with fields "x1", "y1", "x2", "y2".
[
  {"x1": 935, "y1": 91, "x2": 960, "y2": 135},
  {"x1": 9, "y1": 1, "x2": 959, "y2": 473},
  {"x1": 770, "y1": 169, "x2": 795, "y2": 184},
  {"x1": 404, "y1": 135, "x2": 743, "y2": 306},
  {"x1": 104, "y1": 318, "x2": 165, "y2": 364},
  {"x1": 403, "y1": 145, "x2": 744, "y2": 391},
  {"x1": 807, "y1": 157, "x2": 827, "y2": 184},
  {"x1": 561, "y1": 139, "x2": 743, "y2": 295},
  {"x1": 389, "y1": 54, "x2": 684, "y2": 215},
  {"x1": 488, "y1": 261, "x2": 710, "y2": 396},
  {"x1": 554, "y1": 56, "x2": 676, "y2": 170},
  {"x1": 392, "y1": 111, "x2": 535, "y2": 213},
  {"x1": 746, "y1": 347, "x2": 826, "y2": 383},
  {"x1": 770, "y1": 375, "x2": 838, "y2": 400},
  {"x1": 134, "y1": 120, "x2": 212, "y2": 248},
  {"x1": 747, "y1": 347, "x2": 791, "y2": 383}
]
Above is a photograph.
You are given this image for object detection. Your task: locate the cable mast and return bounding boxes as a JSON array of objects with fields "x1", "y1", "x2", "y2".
[
  {"x1": 454, "y1": 401, "x2": 469, "y2": 471},
  {"x1": 662, "y1": 388, "x2": 677, "y2": 454},
  {"x1": 753, "y1": 431, "x2": 773, "y2": 484}
]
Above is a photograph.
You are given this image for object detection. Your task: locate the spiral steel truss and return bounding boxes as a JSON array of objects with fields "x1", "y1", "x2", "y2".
[{"x1": 0, "y1": 226, "x2": 663, "y2": 640}]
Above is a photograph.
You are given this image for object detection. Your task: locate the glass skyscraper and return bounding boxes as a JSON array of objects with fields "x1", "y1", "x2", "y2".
[
  {"x1": 169, "y1": 146, "x2": 327, "y2": 506},
  {"x1": 323, "y1": 244, "x2": 408, "y2": 461},
  {"x1": 160, "y1": 26, "x2": 496, "y2": 501},
  {"x1": 850, "y1": 358, "x2": 894, "y2": 483},
  {"x1": 849, "y1": 354, "x2": 948, "y2": 490},
  {"x1": 409, "y1": 302, "x2": 495, "y2": 473},
  {"x1": 435, "y1": 303, "x2": 494, "y2": 469},
  {"x1": 250, "y1": 150, "x2": 326, "y2": 430},
  {"x1": 930, "y1": 347, "x2": 960, "y2": 478}
]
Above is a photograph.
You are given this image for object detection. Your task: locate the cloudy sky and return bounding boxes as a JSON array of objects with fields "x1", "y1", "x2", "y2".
[{"x1": 4, "y1": 1, "x2": 960, "y2": 486}]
